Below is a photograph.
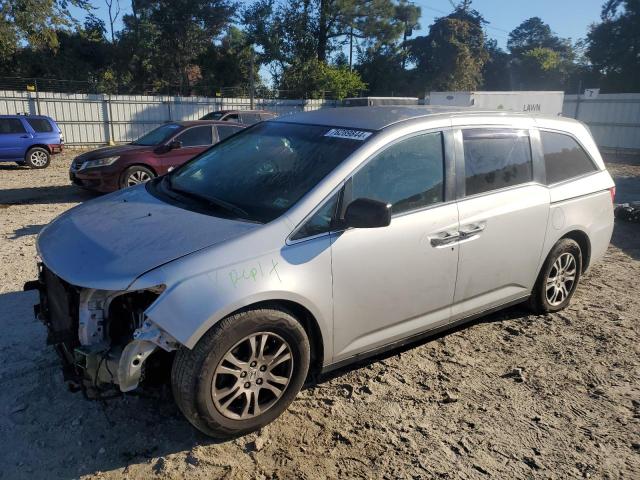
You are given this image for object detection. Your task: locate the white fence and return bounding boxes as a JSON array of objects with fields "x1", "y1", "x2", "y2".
[
  {"x1": 0, "y1": 90, "x2": 339, "y2": 146},
  {"x1": 1, "y1": 89, "x2": 639, "y2": 151},
  {"x1": 563, "y1": 93, "x2": 640, "y2": 153}
]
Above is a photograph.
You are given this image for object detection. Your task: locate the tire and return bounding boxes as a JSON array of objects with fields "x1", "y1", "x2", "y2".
[
  {"x1": 24, "y1": 147, "x2": 50, "y2": 169},
  {"x1": 171, "y1": 308, "x2": 310, "y2": 438},
  {"x1": 120, "y1": 165, "x2": 155, "y2": 189},
  {"x1": 528, "y1": 238, "x2": 582, "y2": 314}
]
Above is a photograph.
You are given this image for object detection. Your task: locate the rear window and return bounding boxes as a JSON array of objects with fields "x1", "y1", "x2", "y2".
[
  {"x1": 0, "y1": 118, "x2": 26, "y2": 134},
  {"x1": 26, "y1": 118, "x2": 53, "y2": 132},
  {"x1": 463, "y1": 129, "x2": 533, "y2": 196},
  {"x1": 541, "y1": 131, "x2": 598, "y2": 184}
]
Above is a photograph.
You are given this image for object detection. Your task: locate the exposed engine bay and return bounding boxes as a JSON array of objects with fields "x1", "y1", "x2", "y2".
[{"x1": 25, "y1": 263, "x2": 179, "y2": 398}]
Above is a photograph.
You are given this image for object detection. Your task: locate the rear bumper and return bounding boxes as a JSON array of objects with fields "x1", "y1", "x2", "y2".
[{"x1": 48, "y1": 144, "x2": 64, "y2": 154}]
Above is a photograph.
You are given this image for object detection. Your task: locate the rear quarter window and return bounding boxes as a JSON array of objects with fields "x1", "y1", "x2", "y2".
[
  {"x1": 541, "y1": 131, "x2": 598, "y2": 184},
  {"x1": 26, "y1": 118, "x2": 54, "y2": 132}
]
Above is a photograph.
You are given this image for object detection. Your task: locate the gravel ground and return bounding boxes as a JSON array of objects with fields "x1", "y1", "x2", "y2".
[{"x1": 0, "y1": 150, "x2": 639, "y2": 480}]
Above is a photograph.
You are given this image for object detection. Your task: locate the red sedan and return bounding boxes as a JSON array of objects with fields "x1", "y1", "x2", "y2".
[{"x1": 70, "y1": 121, "x2": 244, "y2": 192}]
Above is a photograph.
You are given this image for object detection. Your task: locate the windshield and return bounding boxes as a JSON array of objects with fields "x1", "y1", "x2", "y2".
[
  {"x1": 133, "y1": 123, "x2": 182, "y2": 146},
  {"x1": 166, "y1": 122, "x2": 372, "y2": 223},
  {"x1": 201, "y1": 112, "x2": 224, "y2": 120}
]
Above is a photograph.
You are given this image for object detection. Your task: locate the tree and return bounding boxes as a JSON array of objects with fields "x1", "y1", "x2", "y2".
[
  {"x1": 104, "y1": 0, "x2": 121, "y2": 43},
  {"x1": 279, "y1": 57, "x2": 366, "y2": 98},
  {"x1": 243, "y1": 0, "x2": 417, "y2": 83},
  {"x1": 197, "y1": 27, "x2": 262, "y2": 94},
  {"x1": 482, "y1": 39, "x2": 511, "y2": 90},
  {"x1": 587, "y1": 0, "x2": 640, "y2": 92},
  {"x1": 409, "y1": 3, "x2": 489, "y2": 91},
  {"x1": 507, "y1": 17, "x2": 574, "y2": 90},
  {"x1": 0, "y1": 0, "x2": 90, "y2": 62},
  {"x1": 507, "y1": 17, "x2": 572, "y2": 59},
  {"x1": 116, "y1": 0, "x2": 235, "y2": 93}
]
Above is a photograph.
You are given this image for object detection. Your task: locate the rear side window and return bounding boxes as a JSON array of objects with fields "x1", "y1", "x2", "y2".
[
  {"x1": 176, "y1": 126, "x2": 213, "y2": 147},
  {"x1": 26, "y1": 118, "x2": 53, "y2": 132},
  {"x1": 351, "y1": 132, "x2": 444, "y2": 214},
  {"x1": 223, "y1": 114, "x2": 239, "y2": 122},
  {"x1": 0, "y1": 118, "x2": 26, "y2": 134},
  {"x1": 541, "y1": 131, "x2": 598, "y2": 184},
  {"x1": 463, "y1": 129, "x2": 533, "y2": 196},
  {"x1": 216, "y1": 125, "x2": 241, "y2": 141}
]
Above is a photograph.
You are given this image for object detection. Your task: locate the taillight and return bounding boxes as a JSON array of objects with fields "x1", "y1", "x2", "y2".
[{"x1": 609, "y1": 186, "x2": 616, "y2": 204}]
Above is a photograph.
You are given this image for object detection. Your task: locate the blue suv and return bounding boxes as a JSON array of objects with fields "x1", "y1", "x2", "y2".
[{"x1": 0, "y1": 114, "x2": 64, "y2": 169}]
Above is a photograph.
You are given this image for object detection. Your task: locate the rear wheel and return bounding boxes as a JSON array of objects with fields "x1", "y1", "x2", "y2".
[
  {"x1": 528, "y1": 238, "x2": 582, "y2": 313},
  {"x1": 120, "y1": 165, "x2": 155, "y2": 189},
  {"x1": 24, "y1": 147, "x2": 50, "y2": 169},
  {"x1": 171, "y1": 308, "x2": 310, "y2": 438}
]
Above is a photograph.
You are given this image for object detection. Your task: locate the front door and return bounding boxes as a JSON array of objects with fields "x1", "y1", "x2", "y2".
[
  {"x1": 452, "y1": 128, "x2": 550, "y2": 317},
  {"x1": 161, "y1": 125, "x2": 214, "y2": 173},
  {"x1": 330, "y1": 131, "x2": 460, "y2": 361}
]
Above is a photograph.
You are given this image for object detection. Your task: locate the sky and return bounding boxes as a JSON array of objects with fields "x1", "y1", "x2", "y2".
[{"x1": 73, "y1": 0, "x2": 606, "y2": 49}]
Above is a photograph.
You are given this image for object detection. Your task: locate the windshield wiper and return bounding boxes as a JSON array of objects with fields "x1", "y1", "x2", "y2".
[{"x1": 163, "y1": 176, "x2": 249, "y2": 219}]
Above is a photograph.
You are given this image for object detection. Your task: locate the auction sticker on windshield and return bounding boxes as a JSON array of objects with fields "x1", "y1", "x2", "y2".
[{"x1": 324, "y1": 128, "x2": 372, "y2": 141}]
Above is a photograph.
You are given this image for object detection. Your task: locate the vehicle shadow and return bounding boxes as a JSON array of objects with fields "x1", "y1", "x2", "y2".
[
  {"x1": 311, "y1": 304, "x2": 532, "y2": 386},
  {"x1": 9, "y1": 224, "x2": 46, "y2": 239},
  {"x1": 0, "y1": 185, "x2": 100, "y2": 206},
  {"x1": 610, "y1": 220, "x2": 640, "y2": 261}
]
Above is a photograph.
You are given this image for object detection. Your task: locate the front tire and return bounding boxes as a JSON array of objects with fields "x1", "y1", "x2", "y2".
[
  {"x1": 528, "y1": 238, "x2": 582, "y2": 313},
  {"x1": 171, "y1": 308, "x2": 310, "y2": 438},
  {"x1": 24, "y1": 147, "x2": 50, "y2": 169},
  {"x1": 120, "y1": 165, "x2": 155, "y2": 189}
]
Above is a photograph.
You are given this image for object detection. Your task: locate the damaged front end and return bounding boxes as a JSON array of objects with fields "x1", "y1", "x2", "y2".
[{"x1": 25, "y1": 263, "x2": 179, "y2": 398}]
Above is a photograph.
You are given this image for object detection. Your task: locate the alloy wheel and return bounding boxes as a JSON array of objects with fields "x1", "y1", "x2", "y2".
[
  {"x1": 545, "y1": 252, "x2": 577, "y2": 306},
  {"x1": 30, "y1": 150, "x2": 48, "y2": 167},
  {"x1": 127, "y1": 170, "x2": 152, "y2": 186},
  {"x1": 211, "y1": 332, "x2": 293, "y2": 420}
]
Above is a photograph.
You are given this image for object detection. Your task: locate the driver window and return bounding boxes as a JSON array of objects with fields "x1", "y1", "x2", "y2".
[{"x1": 351, "y1": 132, "x2": 444, "y2": 215}]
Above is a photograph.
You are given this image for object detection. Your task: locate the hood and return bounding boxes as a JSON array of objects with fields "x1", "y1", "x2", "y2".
[
  {"x1": 74, "y1": 144, "x2": 153, "y2": 162},
  {"x1": 37, "y1": 185, "x2": 261, "y2": 290}
]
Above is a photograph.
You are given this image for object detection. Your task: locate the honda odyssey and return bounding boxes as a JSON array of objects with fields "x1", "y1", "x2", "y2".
[{"x1": 27, "y1": 106, "x2": 615, "y2": 438}]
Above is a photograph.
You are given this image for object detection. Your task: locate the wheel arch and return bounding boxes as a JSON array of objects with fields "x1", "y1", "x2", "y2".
[
  {"x1": 230, "y1": 299, "x2": 325, "y2": 375},
  {"x1": 24, "y1": 144, "x2": 51, "y2": 158},
  {"x1": 561, "y1": 229, "x2": 592, "y2": 272}
]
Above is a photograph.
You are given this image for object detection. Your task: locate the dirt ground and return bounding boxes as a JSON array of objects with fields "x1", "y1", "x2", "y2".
[{"x1": 0, "y1": 149, "x2": 638, "y2": 480}]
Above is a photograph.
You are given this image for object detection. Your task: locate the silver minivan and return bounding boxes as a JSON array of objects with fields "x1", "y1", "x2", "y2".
[{"x1": 28, "y1": 107, "x2": 615, "y2": 438}]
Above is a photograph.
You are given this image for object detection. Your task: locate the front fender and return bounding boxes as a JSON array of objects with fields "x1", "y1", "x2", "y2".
[{"x1": 133, "y1": 239, "x2": 334, "y2": 363}]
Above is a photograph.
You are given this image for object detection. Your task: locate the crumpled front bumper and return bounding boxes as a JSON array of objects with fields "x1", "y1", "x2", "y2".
[{"x1": 24, "y1": 263, "x2": 178, "y2": 397}]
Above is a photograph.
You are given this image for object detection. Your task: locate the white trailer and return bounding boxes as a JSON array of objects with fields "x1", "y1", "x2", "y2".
[{"x1": 428, "y1": 91, "x2": 565, "y2": 116}]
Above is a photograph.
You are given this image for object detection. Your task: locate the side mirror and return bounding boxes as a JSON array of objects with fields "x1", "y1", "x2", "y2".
[
  {"x1": 168, "y1": 140, "x2": 182, "y2": 150},
  {"x1": 344, "y1": 198, "x2": 391, "y2": 229}
]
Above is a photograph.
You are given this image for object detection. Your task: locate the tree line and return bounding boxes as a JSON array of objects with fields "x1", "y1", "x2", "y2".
[{"x1": 0, "y1": 0, "x2": 638, "y2": 98}]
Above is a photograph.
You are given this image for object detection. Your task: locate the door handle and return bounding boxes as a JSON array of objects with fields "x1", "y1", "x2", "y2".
[
  {"x1": 460, "y1": 222, "x2": 486, "y2": 239},
  {"x1": 430, "y1": 231, "x2": 460, "y2": 247}
]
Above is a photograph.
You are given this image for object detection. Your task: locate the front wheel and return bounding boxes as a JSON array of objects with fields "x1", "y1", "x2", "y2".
[
  {"x1": 528, "y1": 238, "x2": 582, "y2": 313},
  {"x1": 171, "y1": 308, "x2": 310, "y2": 438},
  {"x1": 25, "y1": 147, "x2": 50, "y2": 169},
  {"x1": 120, "y1": 165, "x2": 155, "y2": 189}
]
